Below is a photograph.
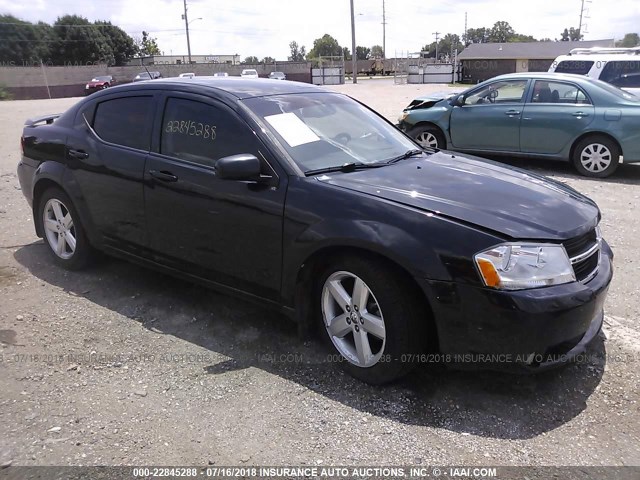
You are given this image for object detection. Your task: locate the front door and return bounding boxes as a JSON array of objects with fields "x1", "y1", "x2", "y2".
[
  {"x1": 449, "y1": 79, "x2": 529, "y2": 152},
  {"x1": 144, "y1": 94, "x2": 287, "y2": 300}
]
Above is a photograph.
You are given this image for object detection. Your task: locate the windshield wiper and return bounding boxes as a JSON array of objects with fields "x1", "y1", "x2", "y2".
[
  {"x1": 305, "y1": 162, "x2": 385, "y2": 176},
  {"x1": 386, "y1": 149, "x2": 424, "y2": 164}
]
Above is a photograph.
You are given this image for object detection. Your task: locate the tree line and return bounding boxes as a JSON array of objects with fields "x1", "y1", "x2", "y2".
[{"x1": 0, "y1": 14, "x2": 161, "y2": 66}]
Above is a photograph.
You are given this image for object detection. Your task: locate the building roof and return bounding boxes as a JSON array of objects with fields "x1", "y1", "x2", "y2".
[{"x1": 458, "y1": 39, "x2": 615, "y2": 60}]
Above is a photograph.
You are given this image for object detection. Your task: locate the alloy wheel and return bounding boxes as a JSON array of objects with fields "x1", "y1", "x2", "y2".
[
  {"x1": 321, "y1": 271, "x2": 386, "y2": 367},
  {"x1": 43, "y1": 198, "x2": 76, "y2": 260}
]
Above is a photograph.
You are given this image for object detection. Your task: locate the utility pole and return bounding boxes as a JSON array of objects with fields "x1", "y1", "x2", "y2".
[
  {"x1": 382, "y1": 0, "x2": 387, "y2": 58},
  {"x1": 464, "y1": 12, "x2": 468, "y2": 46},
  {"x1": 578, "y1": 0, "x2": 591, "y2": 38},
  {"x1": 182, "y1": 0, "x2": 192, "y2": 64},
  {"x1": 433, "y1": 32, "x2": 441, "y2": 61},
  {"x1": 350, "y1": 0, "x2": 357, "y2": 84}
]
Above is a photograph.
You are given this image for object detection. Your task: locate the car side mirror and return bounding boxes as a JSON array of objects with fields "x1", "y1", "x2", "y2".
[
  {"x1": 449, "y1": 94, "x2": 465, "y2": 107},
  {"x1": 216, "y1": 154, "x2": 262, "y2": 181}
]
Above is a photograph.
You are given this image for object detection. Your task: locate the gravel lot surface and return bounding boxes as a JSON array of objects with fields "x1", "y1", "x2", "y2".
[{"x1": 0, "y1": 79, "x2": 639, "y2": 468}]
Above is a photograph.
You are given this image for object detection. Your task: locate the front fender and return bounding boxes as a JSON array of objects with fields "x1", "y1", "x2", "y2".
[{"x1": 281, "y1": 177, "x2": 500, "y2": 305}]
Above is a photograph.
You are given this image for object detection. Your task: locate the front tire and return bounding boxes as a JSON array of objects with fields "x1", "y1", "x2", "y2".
[
  {"x1": 408, "y1": 125, "x2": 446, "y2": 150},
  {"x1": 38, "y1": 187, "x2": 93, "y2": 270},
  {"x1": 317, "y1": 256, "x2": 426, "y2": 384},
  {"x1": 572, "y1": 135, "x2": 620, "y2": 178}
]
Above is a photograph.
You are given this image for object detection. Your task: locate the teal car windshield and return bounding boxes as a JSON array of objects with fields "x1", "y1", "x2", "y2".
[{"x1": 244, "y1": 93, "x2": 418, "y2": 172}]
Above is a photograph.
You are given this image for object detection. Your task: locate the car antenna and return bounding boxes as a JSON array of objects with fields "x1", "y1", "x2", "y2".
[{"x1": 142, "y1": 62, "x2": 152, "y2": 78}]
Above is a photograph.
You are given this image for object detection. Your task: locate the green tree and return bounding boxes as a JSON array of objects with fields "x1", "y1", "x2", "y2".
[
  {"x1": 49, "y1": 15, "x2": 112, "y2": 65},
  {"x1": 510, "y1": 34, "x2": 537, "y2": 42},
  {"x1": 342, "y1": 47, "x2": 351, "y2": 60},
  {"x1": 560, "y1": 27, "x2": 582, "y2": 41},
  {"x1": 464, "y1": 27, "x2": 489, "y2": 45},
  {"x1": 288, "y1": 40, "x2": 306, "y2": 61},
  {"x1": 370, "y1": 45, "x2": 384, "y2": 58},
  {"x1": 307, "y1": 34, "x2": 342, "y2": 59},
  {"x1": 94, "y1": 21, "x2": 137, "y2": 65},
  {"x1": 261, "y1": 56, "x2": 275, "y2": 63},
  {"x1": 355, "y1": 46, "x2": 370, "y2": 60},
  {"x1": 0, "y1": 14, "x2": 53, "y2": 64},
  {"x1": 243, "y1": 56, "x2": 259, "y2": 64},
  {"x1": 488, "y1": 21, "x2": 516, "y2": 43},
  {"x1": 136, "y1": 31, "x2": 161, "y2": 56},
  {"x1": 616, "y1": 33, "x2": 640, "y2": 47}
]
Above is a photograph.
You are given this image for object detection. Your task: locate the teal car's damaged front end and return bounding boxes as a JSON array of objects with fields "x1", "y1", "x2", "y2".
[{"x1": 398, "y1": 72, "x2": 640, "y2": 178}]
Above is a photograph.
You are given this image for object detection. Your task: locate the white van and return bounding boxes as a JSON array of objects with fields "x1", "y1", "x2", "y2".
[{"x1": 549, "y1": 47, "x2": 640, "y2": 96}]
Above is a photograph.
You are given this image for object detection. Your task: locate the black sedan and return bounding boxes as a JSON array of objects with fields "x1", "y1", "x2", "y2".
[{"x1": 17, "y1": 77, "x2": 612, "y2": 384}]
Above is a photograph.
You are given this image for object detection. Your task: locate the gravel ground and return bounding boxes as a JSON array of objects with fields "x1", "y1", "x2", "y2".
[{"x1": 0, "y1": 79, "x2": 639, "y2": 468}]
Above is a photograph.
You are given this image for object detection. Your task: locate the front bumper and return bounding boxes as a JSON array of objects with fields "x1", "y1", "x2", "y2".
[{"x1": 421, "y1": 241, "x2": 613, "y2": 371}]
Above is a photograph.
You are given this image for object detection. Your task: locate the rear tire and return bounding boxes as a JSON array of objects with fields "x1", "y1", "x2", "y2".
[
  {"x1": 316, "y1": 255, "x2": 426, "y2": 384},
  {"x1": 408, "y1": 125, "x2": 446, "y2": 150},
  {"x1": 572, "y1": 135, "x2": 620, "y2": 178},
  {"x1": 37, "y1": 187, "x2": 93, "y2": 270}
]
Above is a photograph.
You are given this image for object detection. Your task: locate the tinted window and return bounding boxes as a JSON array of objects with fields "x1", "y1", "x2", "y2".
[
  {"x1": 531, "y1": 81, "x2": 590, "y2": 104},
  {"x1": 161, "y1": 97, "x2": 261, "y2": 167},
  {"x1": 465, "y1": 80, "x2": 528, "y2": 105},
  {"x1": 600, "y1": 61, "x2": 640, "y2": 87},
  {"x1": 554, "y1": 60, "x2": 594, "y2": 75},
  {"x1": 93, "y1": 96, "x2": 153, "y2": 150}
]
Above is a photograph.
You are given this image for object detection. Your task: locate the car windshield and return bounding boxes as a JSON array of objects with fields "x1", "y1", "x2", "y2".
[
  {"x1": 243, "y1": 93, "x2": 419, "y2": 173},
  {"x1": 136, "y1": 73, "x2": 151, "y2": 78},
  {"x1": 91, "y1": 76, "x2": 110, "y2": 82}
]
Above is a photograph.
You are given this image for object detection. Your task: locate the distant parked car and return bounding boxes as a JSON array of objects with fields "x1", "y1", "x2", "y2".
[
  {"x1": 241, "y1": 69, "x2": 259, "y2": 78},
  {"x1": 178, "y1": 73, "x2": 196, "y2": 78},
  {"x1": 133, "y1": 71, "x2": 161, "y2": 82},
  {"x1": 269, "y1": 71, "x2": 286, "y2": 80},
  {"x1": 213, "y1": 72, "x2": 229, "y2": 77},
  {"x1": 398, "y1": 72, "x2": 640, "y2": 177},
  {"x1": 85, "y1": 75, "x2": 114, "y2": 94}
]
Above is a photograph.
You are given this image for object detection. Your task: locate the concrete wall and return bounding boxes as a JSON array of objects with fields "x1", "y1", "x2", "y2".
[{"x1": 0, "y1": 62, "x2": 312, "y2": 100}]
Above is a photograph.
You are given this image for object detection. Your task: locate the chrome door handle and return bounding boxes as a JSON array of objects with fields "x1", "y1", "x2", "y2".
[
  {"x1": 149, "y1": 170, "x2": 178, "y2": 182},
  {"x1": 504, "y1": 110, "x2": 521, "y2": 116},
  {"x1": 68, "y1": 149, "x2": 89, "y2": 160},
  {"x1": 572, "y1": 112, "x2": 590, "y2": 117}
]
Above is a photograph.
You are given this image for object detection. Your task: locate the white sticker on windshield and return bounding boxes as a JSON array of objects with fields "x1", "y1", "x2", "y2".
[{"x1": 264, "y1": 112, "x2": 320, "y2": 147}]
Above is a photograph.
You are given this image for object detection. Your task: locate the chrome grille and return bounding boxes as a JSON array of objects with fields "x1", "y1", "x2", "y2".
[{"x1": 563, "y1": 228, "x2": 601, "y2": 283}]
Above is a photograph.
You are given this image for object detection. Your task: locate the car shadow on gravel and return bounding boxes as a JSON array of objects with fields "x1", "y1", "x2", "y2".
[{"x1": 15, "y1": 243, "x2": 606, "y2": 440}]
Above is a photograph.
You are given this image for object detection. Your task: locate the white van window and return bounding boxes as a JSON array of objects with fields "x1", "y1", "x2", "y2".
[
  {"x1": 555, "y1": 60, "x2": 594, "y2": 75},
  {"x1": 600, "y1": 61, "x2": 640, "y2": 88}
]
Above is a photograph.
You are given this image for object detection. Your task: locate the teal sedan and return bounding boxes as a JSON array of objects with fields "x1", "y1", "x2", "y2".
[{"x1": 398, "y1": 72, "x2": 640, "y2": 177}]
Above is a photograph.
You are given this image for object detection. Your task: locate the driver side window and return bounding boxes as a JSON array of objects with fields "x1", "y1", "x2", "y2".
[{"x1": 465, "y1": 80, "x2": 528, "y2": 105}]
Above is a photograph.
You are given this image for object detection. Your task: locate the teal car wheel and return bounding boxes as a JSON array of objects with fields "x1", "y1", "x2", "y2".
[
  {"x1": 408, "y1": 125, "x2": 445, "y2": 150},
  {"x1": 572, "y1": 135, "x2": 620, "y2": 178}
]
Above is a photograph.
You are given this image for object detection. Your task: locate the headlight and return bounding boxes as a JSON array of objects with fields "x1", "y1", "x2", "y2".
[
  {"x1": 398, "y1": 111, "x2": 408, "y2": 123},
  {"x1": 85, "y1": 85, "x2": 89, "y2": 89},
  {"x1": 475, "y1": 244, "x2": 575, "y2": 290}
]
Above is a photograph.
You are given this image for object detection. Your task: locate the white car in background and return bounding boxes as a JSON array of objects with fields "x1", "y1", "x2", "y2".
[
  {"x1": 240, "y1": 69, "x2": 259, "y2": 78},
  {"x1": 549, "y1": 46, "x2": 640, "y2": 96},
  {"x1": 213, "y1": 72, "x2": 229, "y2": 77},
  {"x1": 178, "y1": 73, "x2": 196, "y2": 78}
]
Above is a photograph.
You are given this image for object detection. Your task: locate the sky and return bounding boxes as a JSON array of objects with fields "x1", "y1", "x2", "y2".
[{"x1": 1, "y1": 0, "x2": 639, "y2": 60}]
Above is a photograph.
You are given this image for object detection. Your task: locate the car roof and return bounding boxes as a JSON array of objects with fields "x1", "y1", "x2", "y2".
[
  {"x1": 491, "y1": 72, "x2": 599, "y2": 83},
  {"x1": 97, "y1": 77, "x2": 327, "y2": 100},
  {"x1": 554, "y1": 54, "x2": 640, "y2": 61}
]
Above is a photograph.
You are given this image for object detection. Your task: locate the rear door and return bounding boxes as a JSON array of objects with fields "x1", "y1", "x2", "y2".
[
  {"x1": 68, "y1": 92, "x2": 156, "y2": 250},
  {"x1": 449, "y1": 79, "x2": 529, "y2": 152},
  {"x1": 520, "y1": 80, "x2": 595, "y2": 155},
  {"x1": 143, "y1": 92, "x2": 287, "y2": 300}
]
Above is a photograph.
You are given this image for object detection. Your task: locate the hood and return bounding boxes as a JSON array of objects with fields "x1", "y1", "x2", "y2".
[
  {"x1": 404, "y1": 92, "x2": 459, "y2": 111},
  {"x1": 318, "y1": 152, "x2": 599, "y2": 241}
]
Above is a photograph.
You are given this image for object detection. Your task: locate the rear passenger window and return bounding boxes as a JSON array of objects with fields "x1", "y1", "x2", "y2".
[
  {"x1": 531, "y1": 81, "x2": 590, "y2": 104},
  {"x1": 554, "y1": 60, "x2": 594, "y2": 75},
  {"x1": 600, "y1": 61, "x2": 640, "y2": 88},
  {"x1": 161, "y1": 97, "x2": 261, "y2": 167},
  {"x1": 93, "y1": 96, "x2": 153, "y2": 150}
]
